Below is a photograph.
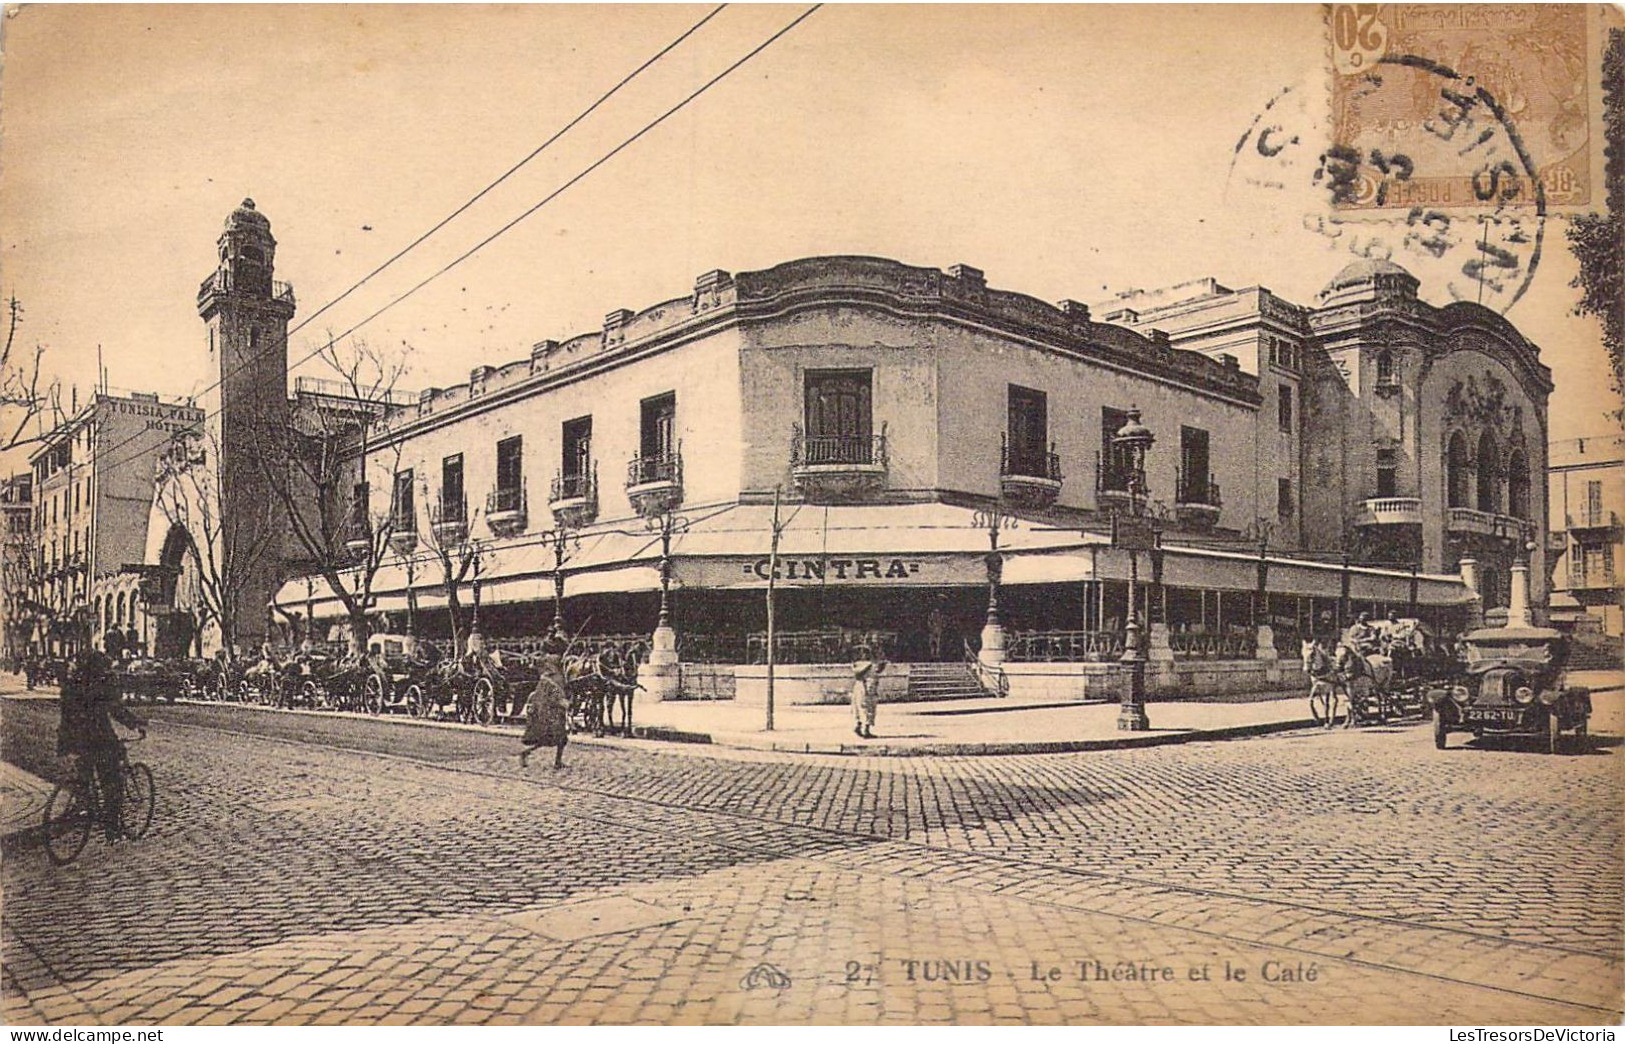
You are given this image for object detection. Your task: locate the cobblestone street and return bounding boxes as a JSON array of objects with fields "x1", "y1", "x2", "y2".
[{"x1": 3, "y1": 691, "x2": 1621, "y2": 1025}]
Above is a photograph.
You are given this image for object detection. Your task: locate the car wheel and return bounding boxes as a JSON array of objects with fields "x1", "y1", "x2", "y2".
[{"x1": 1433, "y1": 714, "x2": 1447, "y2": 750}]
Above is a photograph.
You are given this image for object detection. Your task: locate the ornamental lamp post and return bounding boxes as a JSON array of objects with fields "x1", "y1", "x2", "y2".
[{"x1": 1113, "y1": 407, "x2": 1155, "y2": 732}]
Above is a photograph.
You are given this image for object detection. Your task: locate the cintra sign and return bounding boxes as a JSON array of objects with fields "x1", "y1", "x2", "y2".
[{"x1": 745, "y1": 558, "x2": 922, "y2": 582}]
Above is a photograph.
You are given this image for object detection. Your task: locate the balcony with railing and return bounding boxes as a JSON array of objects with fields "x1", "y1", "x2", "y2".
[
  {"x1": 1568, "y1": 563, "x2": 1618, "y2": 591},
  {"x1": 1354, "y1": 496, "x2": 1424, "y2": 527},
  {"x1": 626, "y1": 448, "x2": 683, "y2": 518},
  {"x1": 1566, "y1": 508, "x2": 1621, "y2": 534},
  {"x1": 1174, "y1": 468, "x2": 1222, "y2": 530},
  {"x1": 387, "y1": 504, "x2": 418, "y2": 555},
  {"x1": 1094, "y1": 452, "x2": 1143, "y2": 514},
  {"x1": 1447, "y1": 506, "x2": 1529, "y2": 541},
  {"x1": 549, "y1": 466, "x2": 598, "y2": 528},
  {"x1": 790, "y1": 426, "x2": 888, "y2": 503},
  {"x1": 1000, "y1": 433, "x2": 1063, "y2": 508},
  {"x1": 485, "y1": 483, "x2": 527, "y2": 536},
  {"x1": 197, "y1": 270, "x2": 297, "y2": 308},
  {"x1": 430, "y1": 493, "x2": 468, "y2": 545}
]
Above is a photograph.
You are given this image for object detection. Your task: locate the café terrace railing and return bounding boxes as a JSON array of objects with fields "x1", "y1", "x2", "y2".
[{"x1": 1006, "y1": 629, "x2": 1124, "y2": 663}]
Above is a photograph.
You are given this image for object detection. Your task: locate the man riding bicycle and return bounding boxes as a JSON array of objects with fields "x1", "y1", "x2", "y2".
[{"x1": 57, "y1": 637, "x2": 146, "y2": 841}]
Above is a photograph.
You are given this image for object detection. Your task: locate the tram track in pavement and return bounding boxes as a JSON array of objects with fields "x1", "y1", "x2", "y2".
[{"x1": 138, "y1": 709, "x2": 1621, "y2": 1018}]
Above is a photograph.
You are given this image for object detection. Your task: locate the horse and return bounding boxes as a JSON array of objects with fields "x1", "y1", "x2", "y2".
[
  {"x1": 1333, "y1": 638, "x2": 1395, "y2": 725},
  {"x1": 1301, "y1": 638, "x2": 1348, "y2": 729}
]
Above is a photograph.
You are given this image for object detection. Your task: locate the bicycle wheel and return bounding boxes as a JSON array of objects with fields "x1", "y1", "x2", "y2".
[
  {"x1": 121, "y1": 763, "x2": 155, "y2": 840},
  {"x1": 42, "y1": 780, "x2": 93, "y2": 866}
]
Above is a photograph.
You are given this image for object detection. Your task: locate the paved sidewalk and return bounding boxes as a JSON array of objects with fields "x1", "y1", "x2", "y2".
[{"x1": 625, "y1": 691, "x2": 1320, "y2": 755}]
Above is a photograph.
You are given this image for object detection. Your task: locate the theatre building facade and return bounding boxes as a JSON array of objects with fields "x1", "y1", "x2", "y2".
[{"x1": 276, "y1": 256, "x2": 1548, "y2": 703}]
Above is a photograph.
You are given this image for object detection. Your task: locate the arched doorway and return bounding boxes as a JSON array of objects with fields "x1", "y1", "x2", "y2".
[{"x1": 150, "y1": 525, "x2": 202, "y2": 658}]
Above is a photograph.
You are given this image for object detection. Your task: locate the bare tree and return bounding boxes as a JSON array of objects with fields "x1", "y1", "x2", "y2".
[
  {"x1": 153, "y1": 425, "x2": 278, "y2": 658},
  {"x1": 0, "y1": 296, "x2": 65, "y2": 452},
  {"x1": 243, "y1": 336, "x2": 408, "y2": 656},
  {"x1": 416, "y1": 475, "x2": 484, "y2": 658}
]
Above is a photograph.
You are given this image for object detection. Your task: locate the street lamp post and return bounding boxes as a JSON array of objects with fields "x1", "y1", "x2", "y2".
[
  {"x1": 971, "y1": 506, "x2": 1018, "y2": 666},
  {"x1": 543, "y1": 525, "x2": 580, "y2": 638},
  {"x1": 1113, "y1": 407, "x2": 1156, "y2": 732}
]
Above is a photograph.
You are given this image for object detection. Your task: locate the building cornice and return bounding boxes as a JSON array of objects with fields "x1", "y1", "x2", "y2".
[{"x1": 373, "y1": 256, "x2": 1264, "y2": 451}]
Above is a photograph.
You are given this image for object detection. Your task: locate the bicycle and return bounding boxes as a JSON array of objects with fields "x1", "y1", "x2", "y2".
[{"x1": 41, "y1": 737, "x2": 155, "y2": 866}]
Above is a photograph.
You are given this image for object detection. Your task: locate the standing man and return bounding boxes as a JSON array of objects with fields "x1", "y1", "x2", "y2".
[{"x1": 851, "y1": 648, "x2": 887, "y2": 739}]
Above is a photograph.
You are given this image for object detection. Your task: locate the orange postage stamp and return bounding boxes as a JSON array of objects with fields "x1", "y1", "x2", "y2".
[{"x1": 1327, "y1": 3, "x2": 1592, "y2": 210}]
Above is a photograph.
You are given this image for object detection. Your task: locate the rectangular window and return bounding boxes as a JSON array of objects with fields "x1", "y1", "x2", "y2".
[
  {"x1": 440, "y1": 454, "x2": 464, "y2": 522},
  {"x1": 1376, "y1": 448, "x2": 1398, "y2": 498},
  {"x1": 391, "y1": 470, "x2": 414, "y2": 529},
  {"x1": 1100, "y1": 407, "x2": 1133, "y2": 491},
  {"x1": 1278, "y1": 477, "x2": 1294, "y2": 518},
  {"x1": 1278, "y1": 385, "x2": 1293, "y2": 433},
  {"x1": 1006, "y1": 385, "x2": 1049, "y2": 477},
  {"x1": 1587, "y1": 480, "x2": 1603, "y2": 520},
  {"x1": 563, "y1": 417, "x2": 593, "y2": 478},
  {"x1": 1179, "y1": 426, "x2": 1212, "y2": 504},
  {"x1": 804, "y1": 370, "x2": 874, "y2": 464},
  {"x1": 639, "y1": 394, "x2": 676, "y2": 462},
  {"x1": 496, "y1": 435, "x2": 523, "y2": 493}
]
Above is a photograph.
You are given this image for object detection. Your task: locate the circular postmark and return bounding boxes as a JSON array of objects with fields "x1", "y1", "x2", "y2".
[{"x1": 1226, "y1": 54, "x2": 1548, "y2": 315}]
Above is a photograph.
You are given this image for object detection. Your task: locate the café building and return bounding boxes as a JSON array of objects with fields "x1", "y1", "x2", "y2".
[{"x1": 275, "y1": 255, "x2": 1548, "y2": 703}]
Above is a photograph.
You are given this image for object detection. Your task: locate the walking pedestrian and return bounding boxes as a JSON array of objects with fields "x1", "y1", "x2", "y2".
[
  {"x1": 520, "y1": 634, "x2": 570, "y2": 769},
  {"x1": 851, "y1": 649, "x2": 886, "y2": 739}
]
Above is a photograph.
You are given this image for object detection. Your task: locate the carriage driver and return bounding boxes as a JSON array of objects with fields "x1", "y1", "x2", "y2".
[{"x1": 1345, "y1": 612, "x2": 1384, "y2": 656}]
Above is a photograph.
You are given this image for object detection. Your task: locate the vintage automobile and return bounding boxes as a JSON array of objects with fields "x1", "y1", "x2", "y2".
[
  {"x1": 363, "y1": 633, "x2": 443, "y2": 716},
  {"x1": 1426, "y1": 625, "x2": 1591, "y2": 754}
]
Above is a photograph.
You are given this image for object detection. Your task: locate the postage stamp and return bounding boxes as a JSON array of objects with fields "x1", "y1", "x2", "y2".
[{"x1": 1328, "y1": 3, "x2": 1592, "y2": 210}]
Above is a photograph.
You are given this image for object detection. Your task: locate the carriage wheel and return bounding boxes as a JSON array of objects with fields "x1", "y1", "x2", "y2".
[
  {"x1": 301, "y1": 679, "x2": 321, "y2": 710},
  {"x1": 473, "y1": 678, "x2": 496, "y2": 726},
  {"x1": 404, "y1": 683, "x2": 425, "y2": 719},
  {"x1": 363, "y1": 673, "x2": 385, "y2": 716}
]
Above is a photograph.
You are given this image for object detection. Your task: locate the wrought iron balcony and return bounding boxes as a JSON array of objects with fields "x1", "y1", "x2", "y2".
[
  {"x1": 387, "y1": 507, "x2": 418, "y2": 554},
  {"x1": 431, "y1": 495, "x2": 468, "y2": 544},
  {"x1": 1446, "y1": 506, "x2": 1528, "y2": 541},
  {"x1": 1354, "y1": 496, "x2": 1423, "y2": 526},
  {"x1": 626, "y1": 449, "x2": 683, "y2": 517},
  {"x1": 485, "y1": 484, "x2": 527, "y2": 536},
  {"x1": 790, "y1": 426, "x2": 887, "y2": 503},
  {"x1": 1000, "y1": 434, "x2": 1063, "y2": 508},
  {"x1": 1566, "y1": 508, "x2": 1621, "y2": 534},
  {"x1": 549, "y1": 467, "x2": 598, "y2": 527},
  {"x1": 1094, "y1": 452, "x2": 1143, "y2": 514},
  {"x1": 1174, "y1": 468, "x2": 1222, "y2": 529},
  {"x1": 1567, "y1": 565, "x2": 1618, "y2": 591}
]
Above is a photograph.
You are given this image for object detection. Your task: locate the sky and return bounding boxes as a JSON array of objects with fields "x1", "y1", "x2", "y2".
[{"x1": 0, "y1": 3, "x2": 1617, "y2": 475}]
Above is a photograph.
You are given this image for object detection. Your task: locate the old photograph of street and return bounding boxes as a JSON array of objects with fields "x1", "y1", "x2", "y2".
[{"x1": 0, "y1": 3, "x2": 1621, "y2": 1028}]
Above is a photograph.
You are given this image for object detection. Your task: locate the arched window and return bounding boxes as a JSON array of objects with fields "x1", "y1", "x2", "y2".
[
  {"x1": 1477, "y1": 430, "x2": 1501, "y2": 513},
  {"x1": 1447, "y1": 431, "x2": 1471, "y2": 508},
  {"x1": 1507, "y1": 445, "x2": 1530, "y2": 519},
  {"x1": 115, "y1": 592, "x2": 126, "y2": 626}
]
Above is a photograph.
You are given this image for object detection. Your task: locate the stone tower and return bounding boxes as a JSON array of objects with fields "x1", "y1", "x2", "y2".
[{"x1": 196, "y1": 199, "x2": 296, "y2": 650}]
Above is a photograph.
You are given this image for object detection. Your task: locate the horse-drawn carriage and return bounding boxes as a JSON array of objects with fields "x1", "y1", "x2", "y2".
[
  {"x1": 116, "y1": 657, "x2": 183, "y2": 704},
  {"x1": 1302, "y1": 618, "x2": 1460, "y2": 727}
]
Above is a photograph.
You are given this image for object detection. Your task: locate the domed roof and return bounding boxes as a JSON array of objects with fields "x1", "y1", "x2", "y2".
[
  {"x1": 1322, "y1": 258, "x2": 1416, "y2": 294},
  {"x1": 224, "y1": 198, "x2": 271, "y2": 232}
]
